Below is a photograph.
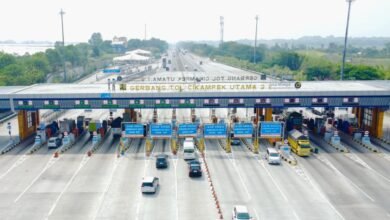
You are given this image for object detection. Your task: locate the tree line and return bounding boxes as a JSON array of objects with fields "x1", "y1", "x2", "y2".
[
  {"x1": 179, "y1": 41, "x2": 389, "y2": 80},
  {"x1": 0, "y1": 33, "x2": 168, "y2": 86}
]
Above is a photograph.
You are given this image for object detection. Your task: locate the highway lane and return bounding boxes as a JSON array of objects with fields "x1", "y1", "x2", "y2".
[
  {"x1": 94, "y1": 138, "x2": 147, "y2": 220},
  {"x1": 175, "y1": 140, "x2": 218, "y2": 219},
  {"x1": 298, "y1": 135, "x2": 390, "y2": 219},
  {"x1": 207, "y1": 137, "x2": 341, "y2": 220},
  {"x1": 3, "y1": 127, "x2": 113, "y2": 220},
  {"x1": 48, "y1": 136, "x2": 120, "y2": 219}
]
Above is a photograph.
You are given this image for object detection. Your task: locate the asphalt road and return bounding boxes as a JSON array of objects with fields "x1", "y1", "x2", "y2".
[{"x1": 0, "y1": 51, "x2": 389, "y2": 219}]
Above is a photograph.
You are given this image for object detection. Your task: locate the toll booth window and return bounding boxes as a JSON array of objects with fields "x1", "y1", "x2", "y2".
[
  {"x1": 229, "y1": 98, "x2": 243, "y2": 104},
  {"x1": 156, "y1": 99, "x2": 170, "y2": 104},
  {"x1": 312, "y1": 98, "x2": 328, "y2": 103},
  {"x1": 256, "y1": 98, "x2": 270, "y2": 104},
  {"x1": 27, "y1": 111, "x2": 32, "y2": 128},
  {"x1": 343, "y1": 97, "x2": 358, "y2": 103},
  {"x1": 204, "y1": 99, "x2": 218, "y2": 104},
  {"x1": 130, "y1": 99, "x2": 144, "y2": 104},
  {"x1": 284, "y1": 98, "x2": 299, "y2": 103},
  {"x1": 363, "y1": 108, "x2": 373, "y2": 127}
]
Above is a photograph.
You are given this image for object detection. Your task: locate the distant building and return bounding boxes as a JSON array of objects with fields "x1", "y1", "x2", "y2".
[{"x1": 112, "y1": 36, "x2": 128, "y2": 53}]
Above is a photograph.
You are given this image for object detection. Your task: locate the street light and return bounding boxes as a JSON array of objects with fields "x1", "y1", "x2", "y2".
[
  {"x1": 59, "y1": 9, "x2": 67, "y2": 82},
  {"x1": 254, "y1": 15, "x2": 259, "y2": 64},
  {"x1": 340, "y1": 0, "x2": 356, "y2": 81}
]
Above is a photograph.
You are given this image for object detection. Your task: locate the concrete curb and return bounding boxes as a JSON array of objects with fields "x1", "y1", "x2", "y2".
[
  {"x1": 354, "y1": 139, "x2": 379, "y2": 153},
  {"x1": 241, "y1": 138, "x2": 253, "y2": 152},
  {"x1": 280, "y1": 153, "x2": 298, "y2": 165},
  {"x1": 87, "y1": 128, "x2": 111, "y2": 156},
  {"x1": 328, "y1": 142, "x2": 349, "y2": 153},
  {"x1": 1, "y1": 137, "x2": 25, "y2": 155}
]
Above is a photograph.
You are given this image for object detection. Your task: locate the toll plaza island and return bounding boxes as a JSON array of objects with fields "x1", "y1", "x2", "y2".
[
  {"x1": 0, "y1": 80, "x2": 389, "y2": 144},
  {"x1": 1, "y1": 77, "x2": 390, "y2": 220}
]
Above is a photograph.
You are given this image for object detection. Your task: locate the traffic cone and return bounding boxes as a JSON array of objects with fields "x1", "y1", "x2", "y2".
[
  {"x1": 54, "y1": 152, "x2": 59, "y2": 158},
  {"x1": 87, "y1": 151, "x2": 92, "y2": 157}
]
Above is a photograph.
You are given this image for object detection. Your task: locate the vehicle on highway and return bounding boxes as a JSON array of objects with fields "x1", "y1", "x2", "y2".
[
  {"x1": 232, "y1": 205, "x2": 252, "y2": 220},
  {"x1": 156, "y1": 154, "x2": 168, "y2": 169},
  {"x1": 230, "y1": 132, "x2": 241, "y2": 145},
  {"x1": 141, "y1": 176, "x2": 159, "y2": 194},
  {"x1": 188, "y1": 162, "x2": 202, "y2": 177},
  {"x1": 288, "y1": 129, "x2": 311, "y2": 156},
  {"x1": 266, "y1": 147, "x2": 281, "y2": 165},
  {"x1": 183, "y1": 138, "x2": 196, "y2": 160},
  {"x1": 48, "y1": 137, "x2": 62, "y2": 149}
]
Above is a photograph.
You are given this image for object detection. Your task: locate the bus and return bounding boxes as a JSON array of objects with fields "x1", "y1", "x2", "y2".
[{"x1": 287, "y1": 129, "x2": 311, "y2": 156}]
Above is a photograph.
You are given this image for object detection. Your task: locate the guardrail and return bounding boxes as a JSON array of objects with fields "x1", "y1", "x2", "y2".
[{"x1": 0, "y1": 112, "x2": 17, "y2": 124}]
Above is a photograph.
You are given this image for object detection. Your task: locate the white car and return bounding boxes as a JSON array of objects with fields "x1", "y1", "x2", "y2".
[
  {"x1": 141, "y1": 176, "x2": 159, "y2": 194},
  {"x1": 266, "y1": 148, "x2": 281, "y2": 165},
  {"x1": 232, "y1": 205, "x2": 252, "y2": 220}
]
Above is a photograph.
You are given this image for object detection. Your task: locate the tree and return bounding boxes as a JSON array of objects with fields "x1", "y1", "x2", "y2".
[
  {"x1": 343, "y1": 64, "x2": 383, "y2": 80},
  {"x1": 305, "y1": 65, "x2": 333, "y2": 80},
  {"x1": 274, "y1": 52, "x2": 303, "y2": 71},
  {"x1": 0, "y1": 52, "x2": 16, "y2": 69},
  {"x1": 89, "y1": 33, "x2": 103, "y2": 57}
]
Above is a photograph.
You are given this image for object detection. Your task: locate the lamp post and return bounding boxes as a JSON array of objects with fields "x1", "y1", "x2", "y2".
[
  {"x1": 254, "y1": 15, "x2": 259, "y2": 64},
  {"x1": 59, "y1": 9, "x2": 67, "y2": 82},
  {"x1": 340, "y1": 0, "x2": 356, "y2": 80}
]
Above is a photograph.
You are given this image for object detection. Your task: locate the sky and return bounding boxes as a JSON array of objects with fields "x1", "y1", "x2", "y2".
[{"x1": 0, "y1": 0, "x2": 389, "y2": 43}]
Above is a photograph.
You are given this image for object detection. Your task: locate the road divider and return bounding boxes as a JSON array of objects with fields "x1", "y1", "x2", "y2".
[
  {"x1": 54, "y1": 131, "x2": 87, "y2": 157},
  {"x1": 201, "y1": 152, "x2": 223, "y2": 219},
  {"x1": 324, "y1": 131, "x2": 349, "y2": 153},
  {"x1": 241, "y1": 138, "x2": 258, "y2": 154},
  {"x1": 87, "y1": 128, "x2": 111, "y2": 156},
  {"x1": 28, "y1": 135, "x2": 47, "y2": 154},
  {"x1": 1, "y1": 137, "x2": 21, "y2": 154},
  {"x1": 352, "y1": 133, "x2": 379, "y2": 153},
  {"x1": 218, "y1": 139, "x2": 230, "y2": 153}
]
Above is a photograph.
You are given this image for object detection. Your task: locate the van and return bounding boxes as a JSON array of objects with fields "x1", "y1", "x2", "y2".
[
  {"x1": 183, "y1": 140, "x2": 196, "y2": 160},
  {"x1": 266, "y1": 148, "x2": 281, "y2": 165}
]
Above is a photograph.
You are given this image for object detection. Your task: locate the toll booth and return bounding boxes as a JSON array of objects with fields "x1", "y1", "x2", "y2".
[
  {"x1": 18, "y1": 110, "x2": 40, "y2": 141},
  {"x1": 353, "y1": 107, "x2": 385, "y2": 138}
]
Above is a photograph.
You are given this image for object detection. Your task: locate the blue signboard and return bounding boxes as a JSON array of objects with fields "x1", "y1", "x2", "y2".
[
  {"x1": 100, "y1": 93, "x2": 112, "y2": 99},
  {"x1": 178, "y1": 123, "x2": 198, "y2": 137},
  {"x1": 151, "y1": 123, "x2": 172, "y2": 137},
  {"x1": 204, "y1": 123, "x2": 227, "y2": 138},
  {"x1": 260, "y1": 122, "x2": 282, "y2": 138},
  {"x1": 233, "y1": 123, "x2": 253, "y2": 138},
  {"x1": 123, "y1": 123, "x2": 144, "y2": 137},
  {"x1": 103, "y1": 68, "x2": 121, "y2": 73}
]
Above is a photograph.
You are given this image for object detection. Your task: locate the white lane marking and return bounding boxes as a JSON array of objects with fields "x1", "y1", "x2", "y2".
[
  {"x1": 92, "y1": 155, "x2": 122, "y2": 220},
  {"x1": 173, "y1": 154, "x2": 179, "y2": 220},
  {"x1": 0, "y1": 155, "x2": 29, "y2": 180},
  {"x1": 228, "y1": 147, "x2": 251, "y2": 200},
  {"x1": 313, "y1": 154, "x2": 375, "y2": 202},
  {"x1": 346, "y1": 151, "x2": 390, "y2": 183},
  {"x1": 297, "y1": 159, "x2": 347, "y2": 220},
  {"x1": 259, "y1": 160, "x2": 288, "y2": 202},
  {"x1": 14, "y1": 157, "x2": 58, "y2": 202},
  {"x1": 136, "y1": 139, "x2": 153, "y2": 220},
  {"x1": 46, "y1": 156, "x2": 90, "y2": 217},
  {"x1": 253, "y1": 208, "x2": 260, "y2": 220}
]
